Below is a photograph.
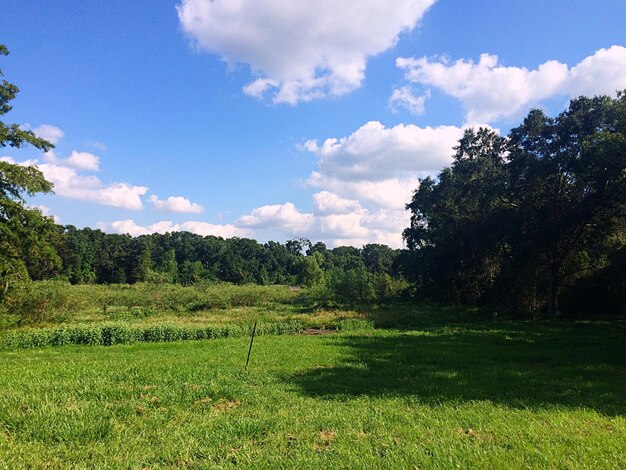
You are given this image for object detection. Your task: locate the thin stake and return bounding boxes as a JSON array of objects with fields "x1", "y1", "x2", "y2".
[{"x1": 245, "y1": 321, "x2": 258, "y2": 371}]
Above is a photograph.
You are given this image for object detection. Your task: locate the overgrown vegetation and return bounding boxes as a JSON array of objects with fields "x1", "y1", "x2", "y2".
[{"x1": 0, "y1": 277, "x2": 410, "y2": 327}]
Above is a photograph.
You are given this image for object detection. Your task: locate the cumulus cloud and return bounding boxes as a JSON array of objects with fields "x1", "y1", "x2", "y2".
[
  {"x1": 64, "y1": 151, "x2": 100, "y2": 171},
  {"x1": 236, "y1": 194, "x2": 409, "y2": 248},
  {"x1": 312, "y1": 191, "x2": 362, "y2": 216},
  {"x1": 177, "y1": 0, "x2": 436, "y2": 104},
  {"x1": 308, "y1": 173, "x2": 419, "y2": 211},
  {"x1": 568, "y1": 46, "x2": 626, "y2": 96},
  {"x1": 4, "y1": 125, "x2": 153, "y2": 211},
  {"x1": 148, "y1": 195, "x2": 204, "y2": 214},
  {"x1": 389, "y1": 86, "x2": 430, "y2": 115},
  {"x1": 33, "y1": 124, "x2": 65, "y2": 145},
  {"x1": 304, "y1": 120, "x2": 465, "y2": 182},
  {"x1": 100, "y1": 219, "x2": 250, "y2": 239},
  {"x1": 237, "y1": 202, "x2": 315, "y2": 233},
  {"x1": 44, "y1": 150, "x2": 100, "y2": 171},
  {"x1": 396, "y1": 45, "x2": 626, "y2": 123},
  {"x1": 38, "y1": 162, "x2": 148, "y2": 210},
  {"x1": 304, "y1": 121, "x2": 464, "y2": 181},
  {"x1": 284, "y1": 119, "x2": 484, "y2": 245},
  {"x1": 6, "y1": 155, "x2": 147, "y2": 211}
]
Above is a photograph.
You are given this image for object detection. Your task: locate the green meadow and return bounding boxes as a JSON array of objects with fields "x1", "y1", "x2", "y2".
[{"x1": 1, "y1": 301, "x2": 624, "y2": 469}]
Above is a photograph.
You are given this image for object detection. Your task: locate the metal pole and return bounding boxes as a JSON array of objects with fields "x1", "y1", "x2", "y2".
[{"x1": 245, "y1": 321, "x2": 257, "y2": 371}]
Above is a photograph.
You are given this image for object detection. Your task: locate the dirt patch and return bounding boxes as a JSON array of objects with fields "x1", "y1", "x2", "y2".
[
  {"x1": 314, "y1": 429, "x2": 337, "y2": 450},
  {"x1": 457, "y1": 428, "x2": 494, "y2": 443},
  {"x1": 301, "y1": 328, "x2": 335, "y2": 336},
  {"x1": 213, "y1": 400, "x2": 241, "y2": 411}
]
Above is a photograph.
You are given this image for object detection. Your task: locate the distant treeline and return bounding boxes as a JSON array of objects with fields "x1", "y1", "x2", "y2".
[{"x1": 28, "y1": 227, "x2": 412, "y2": 289}]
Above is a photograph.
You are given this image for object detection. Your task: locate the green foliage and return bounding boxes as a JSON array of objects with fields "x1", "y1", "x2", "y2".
[
  {"x1": 178, "y1": 260, "x2": 209, "y2": 286},
  {"x1": 0, "y1": 320, "x2": 310, "y2": 350},
  {"x1": 0, "y1": 46, "x2": 53, "y2": 151},
  {"x1": 295, "y1": 254, "x2": 323, "y2": 287},
  {"x1": 309, "y1": 269, "x2": 408, "y2": 307},
  {"x1": 2, "y1": 280, "x2": 76, "y2": 325},
  {"x1": 404, "y1": 93, "x2": 626, "y2": 315},
  {"x1": 0, "y1": 45, "x2": 59, "y2": 305},
  {"x1": 560, "y1": 244, "x2": 626, "y2": 315}
]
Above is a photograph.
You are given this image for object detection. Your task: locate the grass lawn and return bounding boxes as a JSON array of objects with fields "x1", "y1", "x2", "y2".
[{"x1": 0, "y1": 321, "x2": 624, "y2": 468}]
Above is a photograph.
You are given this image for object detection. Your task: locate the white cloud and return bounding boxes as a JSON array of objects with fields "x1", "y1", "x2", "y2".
[
  {"x1": 100, "y1": 219, "x2": 249, "y2": 239},
  {"x1": 5, "y1": 155, "x2": 138, "y2": 210},
  {"x1": 286, "y1": 120, "x2": 479, "y2": 245},
  {"x1": 33, "y1": 124, "x2": 64, "y2": 145},
  {"x1": 312, "y1": 191, "x2": 361, "y2": 216},
  {"x1": 6, "y1": 144, "x2": 148, "y2": 210},
  {"x1": 65, "y1": 151, "x2": 100, "y2": 171},
  {"x1": 1, "y1": 156, "x2": 41, "y2": 167},
  {"x1": 177, "y1": 0, "x2": 436, "y2": 104},
  {"x1": 389, "y1": 86, "x2": 430, "y2": 115},
  {"x1": 568, "y1": 46, "x2": 626, "y2": 96},
  {"x1": 178, "y1": 221, "x2": 250, "y2": 238},
  {"x1": 237, "y1": 202, "x2": 315, "y2": 234},
  {"x1": 396, "y1": 45, "x2": 626, "y2": 123},
  {"x1": 85, "y1": 140, "x2": 107, "y2": 151},
  {"x1": 149, "y1": 195, "x2": 204, "y2": 214},
  {"x1": 236, "y1": 195, "x2": 409, "y2": 248},
  {"x1": 44, "y1": 150, "x2": 100, "y2": 171},
  {"x1": 304, "y1": 120, "x2": 465, "y2": 182},
  {"x1": 37, "y1": 163, "x2": 148, "y2": 210},
  {"x1": 308, "y1": 172, "x2": 419, "y2": 210}
]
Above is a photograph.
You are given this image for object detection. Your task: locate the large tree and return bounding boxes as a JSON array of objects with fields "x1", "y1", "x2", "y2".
[
  {"x1": 506, "y1": 94, "x2": 626, "y2": 314},
  {"x1": 404, "y1": 127, "x2": 510, "y2": 304},
  {"x1": 0, "y1": 45, "x2": 58, "y2": 297},
  {"x1": 404, "y1": 93, "x2": 626, "y2": 314}
]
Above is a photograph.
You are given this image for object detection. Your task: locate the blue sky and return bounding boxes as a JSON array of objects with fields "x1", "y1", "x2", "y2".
[{"x1": 2, "y1": 0, "x2": 626, "y2": 247}]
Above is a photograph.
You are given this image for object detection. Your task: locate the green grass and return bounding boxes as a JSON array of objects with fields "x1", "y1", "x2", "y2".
[{"x1": 0, "y1": 320, "x2": 624, "y2": 468}]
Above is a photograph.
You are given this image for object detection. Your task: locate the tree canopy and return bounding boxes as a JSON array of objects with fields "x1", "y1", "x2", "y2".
[
  {"x1": 404, "y1": 92, "x2": 626, "y2": 315},
  {"x1": 0, "y1": 45, "x2": 58, "y2": 298}
]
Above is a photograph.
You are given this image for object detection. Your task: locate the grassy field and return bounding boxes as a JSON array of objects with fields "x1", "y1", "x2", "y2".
[
  {"x1": 1, "y1": 318, "x2": 624, "y2": 468},
  {"x1": 0, "y1": 281, "x2": 486, "y2": 350}
]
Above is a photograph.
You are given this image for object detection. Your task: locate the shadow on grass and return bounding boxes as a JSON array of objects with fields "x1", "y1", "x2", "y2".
[{"x1": 288, "y1": 321, "x2": 626, "y2": 416}]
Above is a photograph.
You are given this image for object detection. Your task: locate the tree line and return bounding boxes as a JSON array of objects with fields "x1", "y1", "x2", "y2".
[{"x1": 38, "y1": 227, "x2": 407, "y2": 288}]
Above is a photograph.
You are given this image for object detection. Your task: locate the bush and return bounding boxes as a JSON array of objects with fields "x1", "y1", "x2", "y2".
[{"x1": 1, "y1": 279, "x2": 84, "y2": 324}]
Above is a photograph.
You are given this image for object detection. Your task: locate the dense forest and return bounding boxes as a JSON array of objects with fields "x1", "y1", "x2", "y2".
[{"x1": 28, "y1": 226, "x2": 407, "y2": 289}]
